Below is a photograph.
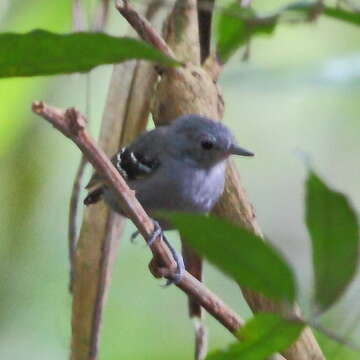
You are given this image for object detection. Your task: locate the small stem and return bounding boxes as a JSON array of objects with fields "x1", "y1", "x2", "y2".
[
  {"x1": 72, "y1": 0, "x2": 86, "y2": 31},
  {"x1": 92, "y1": 0, "x2": 110, "y2": 31},
  {"x1": 307, "y1": 319, "x2": 360, "y2": 352},
  {"x1": 68, "y1": 155, "x2": 87, "y2": 293},
  {"x1": 115, "y1": 0, "x2": 177, "y2": 60}
]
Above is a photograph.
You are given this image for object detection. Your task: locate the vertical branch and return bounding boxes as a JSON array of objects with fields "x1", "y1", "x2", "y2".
[
  {"x1": 69, "y1": 0, "x2": 111, "y2": 293},
  {"x1": 70, "y1": 3, "x2": 165, "y2": 360},
  {"x1": 72, "y1": 0, "x2": 86, "y2": 31},
  {"x1": 69, "y1": 0, "x2": 89, "y2": 293},
  {"x1": 197, "y1": 0, "x2": 214, "y2": 63},
  {"x1": 92, "y1": 0, "x2": 111, "y2": 31},
  {"x1": 68, "y1": 155, "x2": 87, "y2": 292},
  {"x1": 164, "y1": 0, "x2": 201, "y2": 64}
]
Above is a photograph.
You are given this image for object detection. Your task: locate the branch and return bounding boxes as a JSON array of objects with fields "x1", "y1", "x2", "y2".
[
  {"x1": 32, "y1": 101, "x2": 247, "y2": 338},
  {"x1": 164, "y1": 0, "x2": 200, "y2": 64},
  {"x1": 307, "y1": 320, "x2": 360, "y2": 352},
  {"x1": 72, "y1": 0, "x2": 86, "y2": 31},
  {"x1": 198, "y1": 0, "x2": 214, "y2": 63},
  {"x1": 68, "y1": 155, "x2": 87, "y2": 292},
  {"x1": 92, "y1": 0, "x2": 110, "y2": 31},
  {"x1": 115, "y1": 0, "x2": 176, "y2": 59}
]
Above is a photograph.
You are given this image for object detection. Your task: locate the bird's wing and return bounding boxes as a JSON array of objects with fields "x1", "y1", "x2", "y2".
[{"x1": 84, "y1": 127, "x2": 166, "y2": 202}]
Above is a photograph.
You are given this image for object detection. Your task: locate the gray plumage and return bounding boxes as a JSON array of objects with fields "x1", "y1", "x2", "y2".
[{"x1": 85, "y1": 114, "x2": 253, "y2": 223}]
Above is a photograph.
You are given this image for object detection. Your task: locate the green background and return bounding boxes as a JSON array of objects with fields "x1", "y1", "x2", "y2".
[{"x1": 0, "y1": 0, "x2": 359, "y2": 359}]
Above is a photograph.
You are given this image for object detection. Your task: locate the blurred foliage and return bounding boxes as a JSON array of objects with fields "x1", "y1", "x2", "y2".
[
  {"x1": 306, "y1": 171, "x2": 359, "y2": 313},
  {"x1": 1, "y1": 0, "x2": 360, "y2": 359},
  {"x1": 216, "y1": 1, "x2": 360, "y2": 64},
  {"x1": 216, "y1": 4, "x2": 276, "y2": 63},
  {"x1": 207, "y1": 313, "x2": 304, "y2": 360},
  {"x1": 0, "y1": 0, "x2": 71, "y2": 157}
]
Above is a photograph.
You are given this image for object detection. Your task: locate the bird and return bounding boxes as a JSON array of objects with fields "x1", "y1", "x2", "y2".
[{"x1": 84, "y1": 114, "x2": 253, "y2": 283}]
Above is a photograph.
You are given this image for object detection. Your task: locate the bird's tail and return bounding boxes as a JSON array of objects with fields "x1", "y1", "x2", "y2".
[{"x1": 181, "y1": 240, "x2": 208, "y2": 360}]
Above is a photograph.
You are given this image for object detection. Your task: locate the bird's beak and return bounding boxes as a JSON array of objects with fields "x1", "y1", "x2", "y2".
[{"x1": 229, "y1": 144, "x2": 254, "y2": 157}]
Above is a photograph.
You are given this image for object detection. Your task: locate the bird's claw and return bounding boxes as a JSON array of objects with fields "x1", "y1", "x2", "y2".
[
  {"x1": 161, "y1": 232, "x2": 185, "y2": 286},
  {"x1": 147, "y1": 220, "x2": 162, "y2": 247},
  {"x1": 148, "y1": 220, "x2": 185, "y2": 286}
]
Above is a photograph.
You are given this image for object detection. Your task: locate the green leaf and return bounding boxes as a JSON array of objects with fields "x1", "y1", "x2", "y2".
[
  {"x1": 0, "y1": 30, "x2": 179, "y2": 78},
  {"x1": 207, "y1": 313, "x2": 304, "y2": 360},
  {"x1": 323, "y1": 6, "x2": 360, "y2": 26},
  {"x1": 306, "y1": 171, "x2": 359, "y2": 312},
  {"x1": 216, "y1": 3, "x2": 277, "y2": 63},
  {"x1": 169, "y1": 213, "x2": 296, "y2": 302},
  {"x1": 283, "y1": 1, "x2": 360, "y2": 26},
  {"x1": 216, "y1": 1, "x2": 360, "y2": 64}
]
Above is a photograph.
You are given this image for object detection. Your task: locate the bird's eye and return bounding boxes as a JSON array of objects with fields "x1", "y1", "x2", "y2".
[{"x1": 201, "y1": 140, "x2": 214, "y2": 150}]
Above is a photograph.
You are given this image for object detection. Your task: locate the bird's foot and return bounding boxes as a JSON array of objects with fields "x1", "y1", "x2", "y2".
[
  {"x1": 146, "y1": 220, "x2": 162, "y2": 247},
  {"x1": 147, "y1": 220, "x2": 185, "y2": 286}
]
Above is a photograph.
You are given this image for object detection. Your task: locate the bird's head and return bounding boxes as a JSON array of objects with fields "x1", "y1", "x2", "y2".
[{"x1": 166, "y1": 115, "x2": 254, "y2": 168}]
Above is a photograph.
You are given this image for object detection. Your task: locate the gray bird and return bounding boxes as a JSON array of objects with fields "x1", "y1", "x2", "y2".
[{"x1": 84, "y1": 114, "x2": 253, "y2": 282}]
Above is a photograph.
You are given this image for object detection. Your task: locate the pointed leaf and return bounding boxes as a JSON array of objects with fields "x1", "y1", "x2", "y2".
[
  {"x1": 306, "y1": 171, "x2": 359, "y2": 311},
  {"x1": 0, "y1": 30, "x2": 179, "y2": 78},
  {"x1": 207, "y1": 313, "x2": 304, "y2": 360},
  {"x1": 169, "y1": 214, "x2": 296, "y2": 302}
]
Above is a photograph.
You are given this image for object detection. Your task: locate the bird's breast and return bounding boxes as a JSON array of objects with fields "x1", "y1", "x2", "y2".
[{"x1": 162, "y1": 160, "x2": 226, "y2": 213}]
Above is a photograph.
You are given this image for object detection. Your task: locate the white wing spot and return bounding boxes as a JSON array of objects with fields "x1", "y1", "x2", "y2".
[{"x1": 116, "y1": 148, "x2": 128, "y2": 179}]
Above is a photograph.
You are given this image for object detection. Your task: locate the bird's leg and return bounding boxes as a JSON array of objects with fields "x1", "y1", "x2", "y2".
[
  {"x1": 161, "y1": 233, "x2": 185, "y2": 286},
  {"x1": 182, "y1": 240, "x2": 208, "y2": 360},
  {"x1": 148, "y1": 220, "x2": 185, "y2": 286}
]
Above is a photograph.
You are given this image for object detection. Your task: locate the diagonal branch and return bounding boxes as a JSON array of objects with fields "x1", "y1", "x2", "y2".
[
  {"x1": 115, "y1": 0, "x2": 176, "y2": 59},
  {"x1": 32, "y1": 101, "x2": 247, "y2": 337}
]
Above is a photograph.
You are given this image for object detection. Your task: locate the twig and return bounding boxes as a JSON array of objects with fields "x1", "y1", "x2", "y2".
[
  {"x1": 331, "y1": 308, "x2": 360, "y2": 357},
  {"x1": 164, "y1": 0, "x2": 201, "y2": 64},
  {"x1": 307, "y1": 319, "x2": 360, "y2": 352},
  {"x1": 32, "y1": 101, "x2": 246, "y2": 336},
  {"x1": 115, "y1": 0, "x2": 176, "y2": 59},
  {"x1": 68, "y1": 155, "x2": 87, "y2": 292},
  {"x1": 72, "y1": 0, "x2": 86, "y2": 31},
  {"x1": 68, "y1": 68, "x2": 92, "y2": 293},
  {"x1": 92, "y1": 0, "x2": 111, "y2": 31}
]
